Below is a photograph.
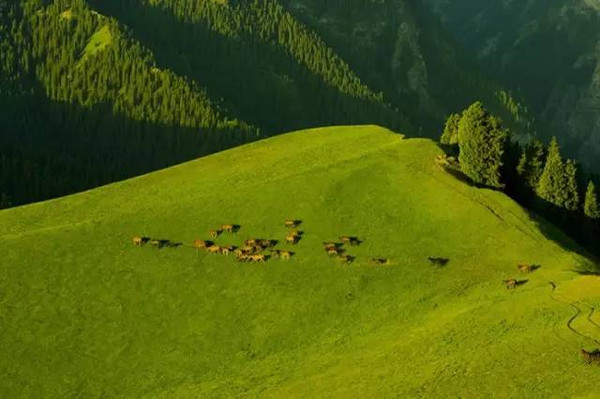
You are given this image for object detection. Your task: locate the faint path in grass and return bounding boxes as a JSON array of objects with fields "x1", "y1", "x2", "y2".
[
  {"x1": 588, "y1": 308, "x2": 600, "y2": 331},
  {"x1": 550, "y1": 290, "x2": 600, "y2": 347}
]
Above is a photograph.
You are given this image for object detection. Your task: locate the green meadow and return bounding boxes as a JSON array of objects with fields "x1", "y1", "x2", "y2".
[{"x1": 1, "y1": 126, "x2": 600, "y2": 397}]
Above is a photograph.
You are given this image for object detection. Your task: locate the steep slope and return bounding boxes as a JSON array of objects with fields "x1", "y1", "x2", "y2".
[
  {"x1": 422, "y1": 0, "x2": 600, "y2": 169},
  {"x1": 2, "y1": 126, "x2": 599, "y2": 397},
  {"x1": 1, "y1": 0, "x2": 526, "y2": 208},
  {"x1": 282, "y1": 0, "x2": 532, "y2": 134}
]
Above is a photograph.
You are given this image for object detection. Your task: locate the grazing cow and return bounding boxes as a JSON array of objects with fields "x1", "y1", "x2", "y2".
[
  {"x1": 323, "y1": 242, "x2": 338, "y2": 249},
  {"x1": 327, "y1": 247, "x2": 343, "y2": 256},
  {"x1": 193, "y1": 239, "x2": 211, "y2": 250},
  {"x1": 244, "y1": 238, "x2": 258, "y2": 246},
  {"x1": 150, "y1": 239, "x2": 162, "y2": 248},
  {"x1": 337, "y1": 254, "x2": 355, "y2": 264},
  {"x1": 237, "y1": 254, "x2": 250, "y2": 263},
  {"x1": 371, "y1": 258, "x2": 390, "y2": 265},
  {"x1": 221, "y1": 224, "x2": 237, "y2": 233},
  {"x1": 220, "y1": 245, "x2": 236, "y2": 255},
  {"x1": 285, "y1": 220, "x2": 301, "y2": 228},
  {"x1": 260, "y1": 239, "x2": 277, "y2": 248},
  {"x1": 428, "y1": 257, "x2": 449, "y2": 266},
  {"x1": 517, "y1": 264, "x2": 540, "y2": 273},
  {"x1": 133, "y1": 236, "x2": 144, "y2": 246},
  {"x1": 503, "y1": 279, "x2": 517, "y2": 289},
  {"x1": 206, "y1": 245, "x2": 221, "y2": 254},
  {"x1": 581, "y1": 349, "x2": 600, "y2": 364},
  {"x1": 285, "y1": 234, "x2": 300, "y2": 245},
  {"x1": 271, "y1": 250, "x2": 293, "y2": 260},
  {"x1": 340, "y1": 236, "x2": 360, "y2": 246},
  {"x1": 249, "y1": 254, "x2": 267, "y2": 263},
  {"x1": 209, "y1": 229, "x2": 221, "y2": 239}
]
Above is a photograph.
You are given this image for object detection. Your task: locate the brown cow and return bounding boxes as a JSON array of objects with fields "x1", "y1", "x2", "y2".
[
  {"x1": 237, "y1": 254, "x2": 250, "y2": 263},
  {"x1": 193, "y1": 239, "x2": 211, "y2": 250},
  {"x1": 337, "y1": 254, "x2": 355, "y2": 264},
  {"x1": 249, "y1": 254, "x2": 267, "y2": 263},
  {"x1": 209, "y1": 229, "x2": 221, "y2": 239},
  {"x1": 241, "y1": 245, "x2": 261, "y2": 254},
  {"x1": 327, "y1": 247, "x2": 343, "y2": 256},
  {"x1": 221, "y1": 224, "x2": 236, "y2": 233},
  {"x1": 581, "y1": 349, "x2": 600, "y2": 364},
  {"x1": 220, "y1": 245, "x2": 236, "y2": 255},
  {"x1": 503, "y1": 279, "x2": 517, "y2": 289},
  {"x1": 206, "y1": 245, "x2": 222, "y2": 254},
  {"x1": 258, "y1": 239, "x2": 276, "y2": 248},
  {"x1": 340, "y1": 236, "x2": 360, "y2": 246},
  {"x1": 285, "y1": 234, "x2": 299, "y2": 245},
  {"x1": 285, "y1": 220, "x2": 301, "y2": 228},
  {"x1": 271, "y1": 250, "x2": 293, "y2": 260},
  {"x1": 133, "y1": 236, "x2": 144, "y2": 246},
  {"x1": 244, "y1": 238, "x2": 258, "y2": 246},
  {"x1": 517, "y1": 264, "x2": 540, "y2": 273}
]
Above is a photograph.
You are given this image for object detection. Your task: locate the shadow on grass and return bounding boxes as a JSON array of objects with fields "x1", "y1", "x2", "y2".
[{"x1": 436, "y1": 149, "x2": 600, "y2": 275}]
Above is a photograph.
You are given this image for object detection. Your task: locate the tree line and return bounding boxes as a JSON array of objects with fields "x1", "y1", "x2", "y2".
[
  {"x1": 441, "y1": 102, "x2": 600, "y2": 254},
  {"x1": 0, "y1": 0, "x2": 407, "y2": 208}
]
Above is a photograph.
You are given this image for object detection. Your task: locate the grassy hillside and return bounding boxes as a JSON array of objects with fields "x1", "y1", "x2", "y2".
[{"x1": 2, "y1": 126, "x2": 600, "y2": 397}]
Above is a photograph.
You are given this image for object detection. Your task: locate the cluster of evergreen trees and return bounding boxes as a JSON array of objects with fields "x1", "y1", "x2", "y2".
[
  {"x1": 0, "y1": 0, "x2": 407, "y2": 208},
  {"x1": 441, "y1": 102, "x2": 600, "y2": 252}
]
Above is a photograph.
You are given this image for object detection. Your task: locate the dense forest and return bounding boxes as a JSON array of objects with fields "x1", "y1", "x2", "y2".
[
  {"x1": 441, "y1": 102, "x2": 600, "y2": 255},
  {"x1": 422, "y1": 0, "x2": 600, "y2": 171},
  {"x1": 0, "y1": 0, "x2": 524, "y2": 208}
]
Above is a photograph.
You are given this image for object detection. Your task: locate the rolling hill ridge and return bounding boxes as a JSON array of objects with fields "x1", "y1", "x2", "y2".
[{"x1": 2, "y1": 125, "x2": 599, "y2": 397}]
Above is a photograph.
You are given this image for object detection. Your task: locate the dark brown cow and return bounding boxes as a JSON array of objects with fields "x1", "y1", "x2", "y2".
[{"x1": 581, "y1": 349, "x2": 600, "y2": 364}]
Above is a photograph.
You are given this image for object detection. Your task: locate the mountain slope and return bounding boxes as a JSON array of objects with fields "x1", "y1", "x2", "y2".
[
  {"x1": 1, "y1": 0, "x2": 525, "y2": 208},
  {"x1": 2, "y1": 125, "x2": 599, "y2": 397},
  {"x1": 422, "y1": 0, "x2": 600, "y2": 169}
]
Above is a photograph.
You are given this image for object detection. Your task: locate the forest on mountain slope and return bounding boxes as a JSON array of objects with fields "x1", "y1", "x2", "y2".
[
  {"x1": 422, "y1": 0, "x2": 600, "y2": 171},
  {"x1": 0, "y1": 0, "x2": 522, "y2": 208}
]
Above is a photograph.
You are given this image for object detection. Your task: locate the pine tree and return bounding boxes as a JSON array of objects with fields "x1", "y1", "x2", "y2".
[
  {"x1": 536, "y1": 137, "x2": 567, "y2": 208},
  {"x1": 563, "y1": 159, "x2": 580, "y2": 212},
  {"x1": 584, "y1": 181, "x2": 600, "y2": 219},
  {"x1": 457, "y1": 102, "x2": 508, "y2": 188},
  {"x1": 440, "y1": 113, "x2": 461, "y2": 145}
]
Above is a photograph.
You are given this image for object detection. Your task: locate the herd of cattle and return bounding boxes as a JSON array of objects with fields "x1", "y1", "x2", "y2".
[
  {"x1": 132, "y1": 223, "x2": 600, "y2": 365},
  {"x1": 132, "y1": 220, "x2": 390, "y2": 265}
]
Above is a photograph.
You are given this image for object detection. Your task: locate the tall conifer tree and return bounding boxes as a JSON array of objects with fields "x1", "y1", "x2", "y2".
[
  {"x1": 584, "y1": 181, "x2": 600, "y2": 219},
  {"x1": 564, "y1": 159, "x2": 580, "y2": 212},
  {"x1": 458, "y1": 102, "x2": 507, "y2": 188}
]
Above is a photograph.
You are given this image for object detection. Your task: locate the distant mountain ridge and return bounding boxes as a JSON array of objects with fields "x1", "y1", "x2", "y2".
[
  {"x1": 0, "y1": 0, "x2": 520, "y2": 207},
  {"x1": 422, "y1": 0, "x2": 600, "y2": 170}
]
